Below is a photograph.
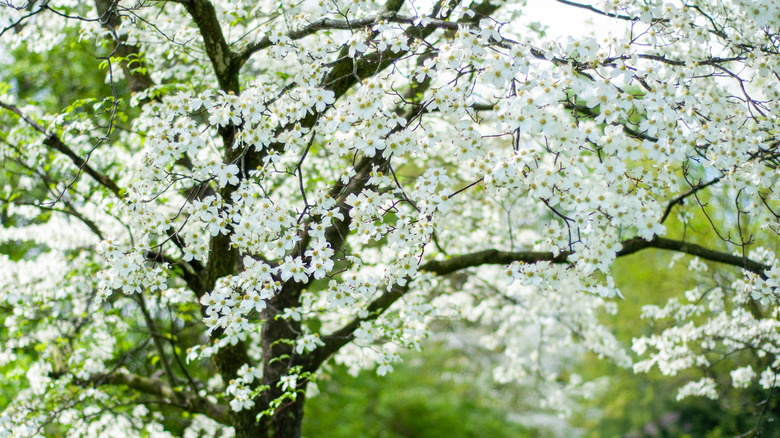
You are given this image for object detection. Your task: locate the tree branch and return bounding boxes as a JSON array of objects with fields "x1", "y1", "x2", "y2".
[
  {"x1": 0, "y1": 101, "x2": 124, "y2": 198},
  {"x1": 237, "y1": 7, "x2": 511, "y2": 68},
  {"x1": 144, "y1": 249, "x2": 205, "y2": 294},
  {"x1": 309, "y1": 234, "x2": 771, "y2": 370},
  {"x1": 3, "y1": 198, "x2": 106, "y2": 240},
  {"x1": 238, "y1": 12, "x2": 400, "y2": 66},
  {"x1": 554, "y1": 0, "x2": 637, "y2": 21},
  {"x1": 135, "y1": 294, "x2": 181, "y2": 389},
  {"x1": 182, "y1": 0, "x2": 240, "y2": 92},
  {"x1": 84, "y1": 371, "x2": 230, "y2": 424},
  {"x1": 660, "y1": 177, "x2": 723, "y2": 224},
  {"x1": 619, "y1": 236, "x2": 770, "y2": 277},
  {"x1": 94, "y1": 0, "x2": 155, "y2": 93},
  {"x1": 420, "y1": 235, "x2": 770, "y2": 280}
]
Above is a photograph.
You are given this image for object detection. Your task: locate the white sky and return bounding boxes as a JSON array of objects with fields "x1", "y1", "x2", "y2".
[{"x1": 519, "y1": 0, "x2": 624, "y2": 39}]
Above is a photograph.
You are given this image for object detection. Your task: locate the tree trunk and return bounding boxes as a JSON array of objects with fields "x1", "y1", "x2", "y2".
[
  {"x1": 228, "y1": 376, "x2": 307, "y2": 438},
  {"x1": 241, "y1": 281, "x2": 308, "y2": 438},
  {"x1": 252, "y1": 387, "x2": 307, "y2": 438}
]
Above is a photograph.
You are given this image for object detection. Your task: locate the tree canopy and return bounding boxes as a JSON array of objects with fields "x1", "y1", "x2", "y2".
[{"x1": 1, "y1": 0, "x2": 779, "y2": 436}]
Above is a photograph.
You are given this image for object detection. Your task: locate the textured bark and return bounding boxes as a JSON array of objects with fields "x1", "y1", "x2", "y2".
[
  {"x1": 94, "y1": 0, "x2": 155, "y2": 93},
  {"x1": 258, "y1": 282, "x2": 307, "y2": 438}
]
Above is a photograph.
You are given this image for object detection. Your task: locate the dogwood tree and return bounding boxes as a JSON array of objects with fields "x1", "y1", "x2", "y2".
[{"x1": 1, "y1": 0, "x2": 779, "y2": 436}]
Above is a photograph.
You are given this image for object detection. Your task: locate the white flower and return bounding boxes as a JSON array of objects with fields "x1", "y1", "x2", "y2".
[
  {"x1": 295, "y1": 333, "x2": 324, "y2": 354},
  {"x1": 279, "y1": 374, "x2": 298, "y2": 392},
  {"x1": 313, "y1": 88, "x2": 335, "y2": 112},
  {"x1": 347, "y1": 34, "x2": 368, "y2": 57},
  {"x1": 279, "y1": 256, "x2": 308, "y2": 283},
  {"x1": 731, "y1": 366, "x2": 756, "y2": 389},
  {"x1": 212, "y1": 164, "x2": 240, "y2": 188}
]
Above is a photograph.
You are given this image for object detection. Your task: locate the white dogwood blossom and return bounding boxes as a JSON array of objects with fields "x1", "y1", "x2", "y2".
[{"x1": 1, "y1": 0, "x2": 780, "y2": 436}]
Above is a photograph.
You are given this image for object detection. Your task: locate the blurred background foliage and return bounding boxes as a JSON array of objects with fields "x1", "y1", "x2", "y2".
[{"x1": 303, "y1": 345, "x2": 533, "y2": 438}]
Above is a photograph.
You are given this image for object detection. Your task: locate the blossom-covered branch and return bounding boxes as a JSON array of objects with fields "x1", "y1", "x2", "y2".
[
  {"x1": 0, "y1": 100, "x2": 123, "y2": 197},
  {"x1": 311, "y1": 235, "x2": 772, "y2": 369},
  {"x1": 84, "y1": 372, "x2": 230, "y2": 424}
]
